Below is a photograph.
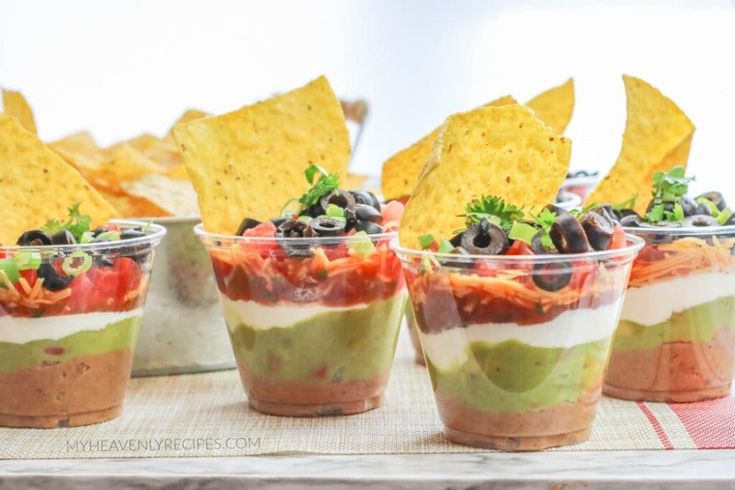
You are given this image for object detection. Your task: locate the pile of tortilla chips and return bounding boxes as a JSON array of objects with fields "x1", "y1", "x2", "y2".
[
  {"x1": 173, "y1": 76, "x2": 351, "y2": 235},
  {"x1": 399, "y1": 104, "x2": 571, "y2": 249},
  {"x1": 0, "y1": 113, "x2": 116, "y2": 244},
  {"x1": 381, "y1": 79, "x2": 575, "y2": 201},
  {"x1": 585, "y1": 76, "x2": 695, "y2": 214}
]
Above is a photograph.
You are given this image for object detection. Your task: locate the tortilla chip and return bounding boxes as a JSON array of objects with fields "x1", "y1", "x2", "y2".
[
  {"x1": 108, "y1": 133, "x2": 181, "y2": 168},
  {"x1": 526, "y1": 78, "x2": 574, "y2": 134},
  {"x1": 84, "y1": 145, "x2": 164, "y2": 194},
  {"x1": 50, "y1": 131, "x2": 107, "y2": 170},
  {"x1": 586, "y1": 75, "x2": 695, "y2": 213},
  {"x1": 343, "y1": 171, "x2": 369, "y2": 190},
  {"x1": 98, "y1": 188, "x2": 169, "y2": 219},
  {"x1": 166, "y1": 164, "x2": 191, "y2": 180},
  {"x1": 122, "y1": 174, "x2": 199, "y2": 217},
  {"x1": 173, "y1": 76, "x2": 350, "y2": 234},
  {"x1": 164, "y1": 109, "x2": 208, "y2": 143},
  {"x1": 381, "y1": 95, "x2": 516, "y2": 201},
  {"x1": 399, "y1": 104, "x2": 571, "y2": 249},
  {"x1": 0, "y1": 114, "x2": 116, "y2": 244},
  {"x1": 2, "y1": 89, "x2": 37, "y2": 134}
]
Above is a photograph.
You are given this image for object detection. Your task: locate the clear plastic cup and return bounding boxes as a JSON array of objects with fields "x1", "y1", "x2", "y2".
[
  {"x1": 0, "y1": 221, "x2": 165, "y2": 428},
  {"x1": 196, "y1": 226, "x2": 406, "y2": 417},
  {"x1": 394, "y1": 236, "x2": 643, "y2": 450},
  {"x1": 605, "y1": 225, "x2": 735, "y2": 402}
]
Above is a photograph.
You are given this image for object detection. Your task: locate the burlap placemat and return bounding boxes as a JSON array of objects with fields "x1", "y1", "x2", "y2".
[{"x1": 1, "y1": 334, "x2": 732, "y2": 459}]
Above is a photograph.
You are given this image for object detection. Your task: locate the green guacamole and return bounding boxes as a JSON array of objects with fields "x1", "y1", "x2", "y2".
[
  {"x1": 227, "y1": 295, "x2": 405, "y2": 383},
  {"x1": 427, "y1": 338, "x2": 611, "y2": 414},
  {"x1": 0, "y1": 316, "x2": 141, "y2": 374},
  {"x1": 613, "y1": 296, "x2": 735, "y2": 352}
]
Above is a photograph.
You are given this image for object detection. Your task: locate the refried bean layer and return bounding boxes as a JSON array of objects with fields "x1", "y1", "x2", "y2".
[
  {"x1": 0, "y1": 349, "x2": 133, "y2": 428},
  {"x1": 238, "y1": 363, "x2": 390, "y2": 416},
  {"x1": 604, "y1": 328, "x2": 735, "y2": 402}
]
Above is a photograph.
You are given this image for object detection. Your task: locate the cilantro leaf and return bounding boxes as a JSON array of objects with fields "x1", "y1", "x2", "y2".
[
  {"x1": 41, "y1": 203, "x2": 92, "y2": 242},
  {"x1": 297, "y1": 164, "x2": 340, "y2": 211},
  {"x1": 644, "y1": 166, "x2": 695, "y2": 224},
  {"x1": 462, "y1": 196, "x2": 524, "y2": 231}
]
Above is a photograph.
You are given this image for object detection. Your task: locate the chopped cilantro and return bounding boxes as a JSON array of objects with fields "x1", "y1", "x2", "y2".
[
  {"x1": 41, "y1": 203, "x2": 91, "y2": 242},
  {"x1": 645, "y1": 166, "x2": 695, "y2": 224},
  {"x1": 298, "y1": 164, "x2": 340, "y2": 211},
  {"x1": 462, "y1": 196, "x2": 524, "y2": 231}
]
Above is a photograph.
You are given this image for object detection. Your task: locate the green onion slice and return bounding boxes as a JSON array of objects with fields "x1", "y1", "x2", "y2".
[
  {"x1": 348, "y1": 231, "x2": 376, "y2": 257},
  {"x1": 61, "y1": 251, "x2": 93, "y2": 277}
]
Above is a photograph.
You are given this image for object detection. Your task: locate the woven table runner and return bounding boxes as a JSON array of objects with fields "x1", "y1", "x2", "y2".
[{"x1": 2, "y1": 333, "x2": 734, "y2": 459}]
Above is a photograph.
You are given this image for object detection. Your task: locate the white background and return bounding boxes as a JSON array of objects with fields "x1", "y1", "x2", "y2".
[{"x1": 1, "y1": 0, "x2": 733, "y2": 198}]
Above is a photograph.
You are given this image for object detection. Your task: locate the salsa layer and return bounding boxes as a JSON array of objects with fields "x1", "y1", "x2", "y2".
[
  {"x1": 426, "y1": 338, "x2": 610, "y2": 414},
  {"x1": 225, "y1": 295, "x2": 405, "y2": 383},
  {"x1": 0, "y1": 316, "x2": 140, "y2": 374},
  {"x1": 211, "y1": 243, "x2": 404, "y2": 307}
]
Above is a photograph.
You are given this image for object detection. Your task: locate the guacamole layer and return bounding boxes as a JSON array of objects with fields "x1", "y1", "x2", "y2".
[
  {"x1": 227, "y1": 295, "x2": 405, "y2": 383},
  {"x1": 0, "y1": 317, "x2": 141, "y2": 374},
  {"x1": 614, "y1": 296, "x2": 735, "y2": 352},
  {"x1": 426, "y1": 338, "x2": 611, "y2": 414}
]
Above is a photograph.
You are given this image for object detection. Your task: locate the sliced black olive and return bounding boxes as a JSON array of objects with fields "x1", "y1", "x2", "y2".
[
  {"x1": 695, "y1": 202, "x2": 712, "y2": 216},
  {"x1": 300, "y1": 202, "x2": 325, "y2": 219},
  {"x1": 449, "y1": 231, "x2": 464, "y2": 248},
  {"x1": 349, "y1": 190, "x2": 381, "y2": 211},
  {"x1": 683, "y1": 214, "x2": 719, "y2": 227},
  {"x1": 460, "y1": 219, "x2": 509, "y2": 255},
  {"x1": 441, "y1": 246, "x2": 471, "y2": 267},
  {"x1": 120, "y1": 229, "x2": 146, "y2": 240},
  {"x1": 697, "y1": 192, "x2": 726, "y2": 211},
  {"x1": 580, "y1": 212, "x2": 614, "y2": 251},
  {"x1": 550, "y1": 214, "x2": 589, "y2": 254},
  {"x1": 531, "y1": 231, "x2": 555, "y2": 254},
  {"x1": 276, "y1": 220, "x2": 316, "y2": 257},
  {"x1": 308, "y1": 216, "x2": 346, "y2": 237},
  {"x1": 16, "y1": 230, "x2": 52, "y2": 246},
  {"x1": 50, "y1": 230, "x2": 77, "y2": 245},
  {"x1": 37, "y1": 263, "x2": 73, "y2": 291},
  {"x1": 612, "y1": 208, "x2": 639, "y2": 221},
  {"x1": 620, "y1": 214, "x2": 643, "y2": 227},
  {"x1": 354, "y1": 204, "x2": 382, "y2": 224},
  {"x1": 532, "y1": 261, "x2": 573, "y2": 292},
  {"x1": 679, "y1": 196, "x2": 699, "y2": 217},
  {"x1": 270, "y1": 217, "x2": 288, "y2": 228},
  {"x1": 320, "y1": 189, "x2": 356, "y2": 212},
  {"x1": 544, "y1": 204, "x2": 569, "y2": 216},
  {"x1": 354, "y1": 220, "x2": 384, "y2": 235},
  {"x1": 588, "y1": 205, "x2": 618, "y2": 225},
  {"x1": 235, "y1": 218, "x2": 261, "y2": 236},
  {"x1": 91, "y1": 227, "x2": 106, "y2": 237}
]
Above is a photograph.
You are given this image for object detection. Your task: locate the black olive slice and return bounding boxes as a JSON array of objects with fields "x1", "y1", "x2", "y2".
[
  {"x1": 544, "y1": 204, "x2": 569, "y2": 216},
  {"x1": 354, "y1": 221, "x2": 384, "y2": 235},
  {"x1": 580, "y1": 212, "x2": 614, "y2": 251},
  {"x1": 683, "y1": 214, "x2": 719, "y2": 227},
  {"x1": 532, "y1": 261, "x2": 573, "y2": 292},
  {"x1": 620, "y1": 214, "x2": 643, "y2": 227},
  {"x1": 612, "y1": 208, "x2": 639, "y2": 221},
  {"x1": 588, "y1": 205, "x2": 618, "y2": 225},
  {"x1": 697, "y1": 192, "x2": 726, "y2": 211},
  {"x1": 678, "y1": 196, "x2": 699, "y2": 217},
  {"x1": 320, "y1": 189, "x2": 356, "y2": 213},
  {"x1": 37, "y1": 263, "x2": 73, "y2": 291},
  {"x1": 50, "y1": 230, "x2": 77, "y2": 245},
  {"x1": 449, "y1": 231, "x2": 464, "y2": 247},
  {"x1": 308, "y1": 216, "x2": 346, "y2": 237},
  {"x1": 120, "y1": 229, "x2": 146, "y2": 241},
  {"x1": 354, "y1": 204, "x2": 382, "y2": 223},
  {"x1": 276, "y1": 220, "x2": 316, "y2": 257},
  {"x1": 350, "y1": 190, "x2": 381, "y2": 211},
  {"x1": 550, "y1": 214, "x2": 589, "y2": 254},
  {"x1": 460, "y1": 219, "x2": 509, "y2": 255},
  {"x1": 235, "y1": 218, "x2": 262, "y2": 236},
  {"x1": 695, "y1": 202, "x2": 712, "y2": 216},
  {"x1": 16, "y1": 230, "x2": 52, "y2": 246},
  {"x1": 531, "y1": 231, "x2": 555, "y2": 254}
]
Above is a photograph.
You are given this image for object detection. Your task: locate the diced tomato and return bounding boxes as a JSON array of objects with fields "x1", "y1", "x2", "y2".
[
  {"x1": 19, "y1": 269, "x2": 37, "y2": 287},
  {"x1": 243, "y1": 222, "x2": 276, "y2": 237},
  {"x1": 87, "y1": 257, "x2": 141, "y2": 310},
  {"x1": 473, "y1": 261, "x2": 498, "y2": 277},
  {"x1": 610, "y1": 225, "x2": 626, "y2": 249},
  {"x1": 67, "y1": 273, "x2": 95, "y2": 311},
  {"x1": 381, "y1": 200, "x2": 404, "y2": 231},
  {"x1": 506, "y1": 241, "x2": 535, "y2": 256}
]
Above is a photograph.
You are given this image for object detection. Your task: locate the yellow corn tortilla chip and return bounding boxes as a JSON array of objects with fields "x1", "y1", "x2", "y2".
[
  {"x1": 0, "y1": 114, "x2": 116, "y2": 244},
  {"x1": 399, "y1": 104, "x2": 571, "y2": 249},
  {"x1": 165, "y1": 164, "x2": 190, "y2": 180},
  {"x1": 50, "y1": 131, "x2": 107, "y2": 170},
  {"x1": 526, "y1": 78, "x2": 574, "y2": 134},
  {"x1": 122, "y1": 174, "x2": 199, "y2": 217},
  {"x1": 173, "y1": 76, "x2": 350, "y2": 234},
  {"x1": 109, "y1": 133, "x2": 181, "y2": 168},
  {"x1": 164, "y1": 109, "x2": 208, "y2": 143},
  {"x1": 586, "y1": 75, "x2": 695, "y2": 214},
  {"x1": 2, "y1": 88, "x2": 37, "y2": 134},
  {"x1": 98, "y1": 188, "x2": 169, "y2": 219},
  {"x1": 84, "y1": 145, "x2": 165, "y2": 194},
  {"x1": 381, "y1": 95, "x2": 516, "y2": 201}
]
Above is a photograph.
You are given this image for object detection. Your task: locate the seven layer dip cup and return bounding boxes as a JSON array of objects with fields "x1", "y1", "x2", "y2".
[
  {"x1": 605, "y1": 225, "x2": 735, "y2": 402},
  {"x1": 0, "y1": 222, "x2": 165, "y2": 428},
  {"x1": 394, "y1": 236, "x2": 643, "y2": 450},
  {"x1": 196, "y1": 226, "x2": 406, "y2": 417}
]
